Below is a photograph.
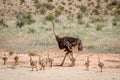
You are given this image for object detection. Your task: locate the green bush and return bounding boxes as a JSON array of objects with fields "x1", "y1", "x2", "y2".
[
  {"x1": 45, "y1": 14, "x2": 55, "y2": 21},
  {"x1": 9, "y1": 51, "x2": 14, "y2": 56},
  {"x1": 55, "y1": 9, "x2": 62, "y2": 17},
  {"x1": 85, "y1": 23, "x2": 91, "y2": 28},
  {"x1": 104, "y1": 0, "x2": 108, "y2": 3},
  {"x1": 67, "y1": 14, "x2": 74, "y2": 21},
  {"x1": 61, "y1": 1, "x2": 65, "y2": 5},
  {"x1": 0, "y1": 19, "x2": 8, "y2": 28},
  {"x1": 76, "y1": 12, "x2": 83, "y2": 19},
  {"x1": 92, "y1": 9, "x2": 99, "y2": 15},
  {"x1": 77, "y1": 19, "x2": 84, "y2": 24},
  {"x1": 58, "y1": 5, "x2": 64, "y2": 11},
  {"x1": 76, "y1": 12, "x2": 84, "y2": 24},
  {"x1": 68, "y1": 2, "x2": 72, "y2": 5},
  {"x1": 28, "y1": 27, "x2": 35, "y2": 33},
  {"x1": 80, "y1": 5, "x2": 87, "y2": 13},
  {"x1": 32, "y1": 0, "x2": 39, "y2": 4},
  {"x1": 112, "y1": 21, "x2": 117, "y2": 26},
  {"x1": 91, "y1": 17, "x2": 106, "y2": 23},
  {"x1": 47, "y1": 0, "x2": 53, "y2": 2},
  {"x1": 40, "y1": 8, "x2": 46, "y2": 15},
  {"x1": 115, "y1": 9, "x2": 120, "y2": 16},
  {"x1": 20, "y1": 0, "x2": 25, "y2": 5},
  {"x1": 106, "y1": 4, "x2": 113, "y2": 10},
  {"x1": 87, "y1": 45, "x2": 94, "y2": 49},
  {"x1": 96, "y1": 24, "x2": 103, "y2": 31},
  {"x1": 112, "y1": 17, "x2": 117, "y2": 26},
  {"x1": 16, "y1": 12, "x2": 35, "y2": 28},
  {"x1": 34, "y1": 3, "x2": 41, "y2": 9},
  {"x1": 42, "y1": 3, "x2": 55, "y2": 10},
  {"x1": 95, "y1": 4, "x2": 101, "y2": 9}
]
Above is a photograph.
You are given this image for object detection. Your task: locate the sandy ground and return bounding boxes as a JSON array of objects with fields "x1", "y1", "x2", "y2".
[{"x1": 0, "y1": 49, "x2": 120, "y2": 80}]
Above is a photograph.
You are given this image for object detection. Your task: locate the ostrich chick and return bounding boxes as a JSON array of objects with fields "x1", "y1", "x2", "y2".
[
  {"x1": 46, "y1": 53, "x2": 54, "y2": 67},
  {"x1": 14, "y1": 55, "x2": 19, "y2": 65},
  {"x1": 29, "y1": 55, "x2": 38, "y2": 71},
  {"x1": 98, "y1": 56, "x2": 104, "y2": 72},
  {"x1": 39, "y1": 55, "x2": 46, "y2": 70},
  {"x1": 85, "y1": 56, "x2": 90, "y2": 70},
  {"x1": 2, "y1": 54, "x2": 8, "y2": 65}
]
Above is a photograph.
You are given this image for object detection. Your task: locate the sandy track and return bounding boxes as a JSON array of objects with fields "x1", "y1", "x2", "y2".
[
  {"x1": 0, "y1": 49, "x2": 120, "y2": 80},
  {"x1": 0, "y1": 66, "x2": 120, "y2": 80}
]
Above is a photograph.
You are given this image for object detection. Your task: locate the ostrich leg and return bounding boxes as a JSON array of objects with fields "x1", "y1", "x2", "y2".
[
  {"x1": 69, "y1": 52, "x2": 76, "y2": 66},
  {"x1": 60, "y1": 52, "x2": 69, "y2": 66}
]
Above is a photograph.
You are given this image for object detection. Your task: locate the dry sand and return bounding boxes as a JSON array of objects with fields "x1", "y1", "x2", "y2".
[{"x1": 0, "y1": 49, "x2": 120, "y2": 80}]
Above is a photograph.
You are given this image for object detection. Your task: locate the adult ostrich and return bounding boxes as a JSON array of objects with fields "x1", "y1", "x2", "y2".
[{"x1": 52, "y1": 22, "x2": 83, "y2": 66}]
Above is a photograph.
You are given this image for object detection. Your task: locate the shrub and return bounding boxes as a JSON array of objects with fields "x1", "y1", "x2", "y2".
[
  {"x1": 47, "y1": 0, "x2": 53, "y2": 2},
  {"x1": 95, "y1": 4, "x2": 101, "y2": 9},
  {"x1": 16, "y1": 19, "x2": 24, "y2": 28},
  {"x1": 85, "y1": 23, "x2": 91, "y2": 28},
  {"x1": 0, "y1": 19, "x2": 8, "y2": 28},
  {"x1": 104, "y1": 0, "x2": 108, "y2": 3},
  {"x1": 9, "y1": 51, "x2": 14, "y2": 56},
  {"x1": 58, "y1": 5, "x2": 64, "y2": 11},
  {"x1": 115, "y1": 9, "x2": 120, "y2": 16},
  {"x1": 112, "y1": 17, "x2": 117, "y2": 26},
  {"x1": 61, "y1": 1, "x2": 65, "y2": 5},
  {"x1": 67, "y1": 14, "x2": 74, "y2": 21},
  {"x1": 16, "y1": 12, "x2": 35, "y2": 28},
  {"x1": 34, "y1": 3, "x2": 41, "y2": 9},
  {"x1": 40, "y1": 8, "x2": 46, "y2": 15},
  {"x1": 91, "y1": 17, "x2": 106, "y2": 23},
  {"x1": 96, "y1": 24, "x2": 103, "y2": 31},
  {"x1": 42, "y1": 3, "x2": 55, "y2": 10},
  {"x1": 87, "y1": 45, "x2": 94, "y2": 49},
  {"x1": 20, "y1": 0, "x2": 25, "y2": 5},
  {"x1": 45, "y1": 14, "x2": 55, "y2": 21},
  {"x1": 77, "y1": 19, "x2": 84, "y2": 24},
  {"x1": 112, "y1": 21, "x2": 117, "y2": 26},
  {"x1": 54, "y1": 9, "x2": 62, "y2": 17},
  {"x1": 76, "y1": 12, "x2": 83, "y2": 19},
  {"x1": 28, "y1": 51, "x2": 37, "y2": 56},
  {"x1": 28, "y1": 27, "x2": 35, "y2": 33},
  {"x1": 106, "y1": 3, "x2": 114, "y2": 10},
  {"x1": 32, "y1": 0, "x2": 39, "y2": 4},
  {"x1": 68, "y1": 2, "x2": 72, "y2": 5},
  {"x1": 80, "y1": 5, "x2": 87, "y2": 13},
  {"x1": 92, "y1": 9, "x2": 99, "y2": 15}
]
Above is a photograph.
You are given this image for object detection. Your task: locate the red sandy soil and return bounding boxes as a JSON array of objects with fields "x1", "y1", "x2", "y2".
[{"x1": 0, "y1": 48, "x2": 120, "y2": 80}]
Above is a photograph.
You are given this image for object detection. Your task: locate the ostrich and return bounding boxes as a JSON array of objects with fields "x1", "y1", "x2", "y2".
[
  {"x1": 14, "y1": 54, "x2": 19, "y2": 65},
  {"x1": 2, "y1": 54, "x2": 8, "y2": 65},
  {"x1": 39, "y1": 55, "x2": 46, "y2": 70},
  {"x1": 85, "y1": 56, "x2": 90, "y2": 70},
  {"x1": 52, "y1": 21, "x2": 83, "y2": 66},
  {"x1": 29, "y1": 55, "x2": 38, "y2": 71},
  {"x1": 69, "y1": 54, "x2": 76, "y2": 66},
  {"x1": 46, "y1": 53, "x2": 54, "y2": 67},
  {"x1": 98, "y1": 54, "x2": 104, "y2": 72}
]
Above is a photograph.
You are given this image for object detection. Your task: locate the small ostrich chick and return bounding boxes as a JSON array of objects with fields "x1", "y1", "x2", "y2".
[
  {"x1": 14, "y1": 55, "x2": 19, "y2": 65},
  {"x1": 98, "y1": 55, "x2": 104, "y2": 72},
  {"x1": 29, "y1": 55, "x2": 38, "y2": 71},
  {"x1": 85, "y1": 56, "x2": 90, "y2": 70},
  {"x1": 46, "y1": 53, "x2": 54, "y2": 67},
  {"x1": 2, "y1": 54, "x2": 8, "y2": 65},
  {"x1": 39, "y1": 55, "x2": 46, "y2": 70}
]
